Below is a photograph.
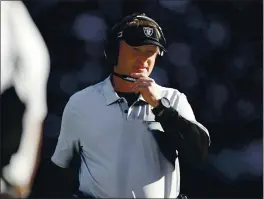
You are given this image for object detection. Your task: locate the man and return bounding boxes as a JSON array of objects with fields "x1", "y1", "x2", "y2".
[
  {"x1": 1, "y1": 1, "x2": 50, "y2": 198},
  {"x1": 51, "y1": 13, "x2": 210, "y2": 198}
]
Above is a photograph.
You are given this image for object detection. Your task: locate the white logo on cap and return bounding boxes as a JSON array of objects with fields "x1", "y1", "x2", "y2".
[{"x1": 143, "y1": 27, "x2": 153, "y2": 37}]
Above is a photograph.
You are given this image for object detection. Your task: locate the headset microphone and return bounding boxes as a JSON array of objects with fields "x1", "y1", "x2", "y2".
[{"x1": 112, "y1": 72, "x2": 137, "y2": 83}]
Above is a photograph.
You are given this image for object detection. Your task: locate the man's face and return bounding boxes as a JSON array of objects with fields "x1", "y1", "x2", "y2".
[{"x1": 114, "y1": 40, "x2": 159, "y2": 77}]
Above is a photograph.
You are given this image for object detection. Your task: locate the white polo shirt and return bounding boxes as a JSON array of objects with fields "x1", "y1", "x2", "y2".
[{"x1": 51, "y1": 76, "x2": 209, "y2": 198}]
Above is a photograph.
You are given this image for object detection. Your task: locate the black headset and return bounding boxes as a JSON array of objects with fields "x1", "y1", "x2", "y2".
[{"x1": 104, "y1": 13, "x2": 167, "y2": 67}]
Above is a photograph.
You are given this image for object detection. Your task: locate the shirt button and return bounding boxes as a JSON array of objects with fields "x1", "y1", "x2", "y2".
[{"x1": 124, "y1": 110, "x2": 128, "y2": 113}]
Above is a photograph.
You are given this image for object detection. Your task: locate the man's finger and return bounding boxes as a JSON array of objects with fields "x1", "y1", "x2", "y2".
[
  {"x1": 133, "y1": 79, "x2": 153, "y2": 87},
  {"x1": 132, "y1": 81, "x2": 148, "y2": 89},
  {"x1": 132, "y1": 82, "x2": 150, "y2": 92}
]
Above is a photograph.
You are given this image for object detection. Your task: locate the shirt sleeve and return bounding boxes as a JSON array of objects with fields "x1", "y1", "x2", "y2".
[
  {"x1": 51, "y1": 97, "x2": 81, "y2": 168},
  {"x1": 153, "y1": 90, "x2": 210, "y2": 164},
  {"x1": 176, "y1": 93, "x2": 211, "y2": 144}
]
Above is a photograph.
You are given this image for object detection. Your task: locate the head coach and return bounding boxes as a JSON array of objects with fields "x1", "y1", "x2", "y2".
[{"x1": 50, "y1": 13, "x2": 210, "y2": 198}]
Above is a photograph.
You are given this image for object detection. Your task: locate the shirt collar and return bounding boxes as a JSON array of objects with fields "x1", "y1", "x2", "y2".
[
  {"x1": 102, "y1": 75, "x2": 149, "y2": 106},
  {"x1": 102, "y1": 76, "x2": 120, "y2": 105}
]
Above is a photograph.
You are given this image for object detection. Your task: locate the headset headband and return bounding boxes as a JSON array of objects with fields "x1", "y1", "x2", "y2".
[{"x1": 112, "y1": 13, "x2": 166, "y2": 45}]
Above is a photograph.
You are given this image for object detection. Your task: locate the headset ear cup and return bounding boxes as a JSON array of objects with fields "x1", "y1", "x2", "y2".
[
  {"x1": 113, "y1": 42, "x2": 120, "y2": 66},
  {"x1": 105, "y1": 21, "x2": 122, "y2": 67},
  {"x1": 104, "y1": 35, "x2": 119, "y2": 67},
  {"x1": 104, "y1": 30, "x2": 115, "y2": 66}
]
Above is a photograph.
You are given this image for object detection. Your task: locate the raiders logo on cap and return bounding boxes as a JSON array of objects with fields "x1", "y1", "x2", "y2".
[{"x1": 143, "y1": 27, "x2": 153, "y2": 37}]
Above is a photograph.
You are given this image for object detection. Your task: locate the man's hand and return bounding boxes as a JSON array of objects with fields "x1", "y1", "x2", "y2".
[
  {"x1": 2, "y1": 170, "x2": 31, "y2": 198},
  {"x1": 1, "y1": 177, "x2": 31, "y2": 199},
  {"x1": 130, "y1": 73, "x2": 161, "y2": 108}
]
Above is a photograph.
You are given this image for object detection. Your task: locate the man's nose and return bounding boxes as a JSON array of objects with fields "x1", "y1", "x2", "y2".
[{"x1": 136, "y1": 55, "x2": 147, "y2": 64}]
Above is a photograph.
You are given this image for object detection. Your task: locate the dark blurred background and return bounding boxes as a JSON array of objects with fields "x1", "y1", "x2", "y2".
[{"x1": 18, "y1": 0, "x2": 263, "y2": 198}]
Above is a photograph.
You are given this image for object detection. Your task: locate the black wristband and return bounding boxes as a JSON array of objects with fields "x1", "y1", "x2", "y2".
[{"x1": 152, "y1": 97, "x2": 170, "y2": 116}]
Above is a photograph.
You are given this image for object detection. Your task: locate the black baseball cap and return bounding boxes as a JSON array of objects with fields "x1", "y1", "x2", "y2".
[{"x1": 117, "y1": 25, "x2": 167, "y2": 53}]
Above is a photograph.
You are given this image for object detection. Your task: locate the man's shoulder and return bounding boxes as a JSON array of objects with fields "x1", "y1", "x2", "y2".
[{"x1": 67, "y1": 80, "x2": 106, "y2": 106}]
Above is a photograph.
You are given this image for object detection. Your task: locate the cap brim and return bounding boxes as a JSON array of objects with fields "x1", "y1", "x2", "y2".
[{"x1": 125, "y1": 38, "x2": 167, "y2": 52}]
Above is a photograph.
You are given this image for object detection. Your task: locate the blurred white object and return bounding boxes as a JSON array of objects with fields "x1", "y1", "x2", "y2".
[{"x1": 1, "y1": 0, "x2": 50, "y2": 197}]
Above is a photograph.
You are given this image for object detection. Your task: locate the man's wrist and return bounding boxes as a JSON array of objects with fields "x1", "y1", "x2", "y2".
[{"x1": 152, "y1": 99, "x2": 160, "y2": 108}]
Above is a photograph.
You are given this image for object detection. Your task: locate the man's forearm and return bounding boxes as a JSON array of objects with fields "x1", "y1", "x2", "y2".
[{"x1": 153, "y1": 107, "x2": 209, "y2": 162}]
